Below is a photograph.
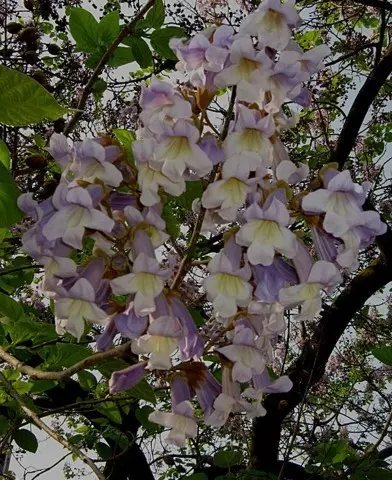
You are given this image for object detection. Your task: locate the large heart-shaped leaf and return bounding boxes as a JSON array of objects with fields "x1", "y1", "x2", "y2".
[{"x1": 0, "y1": 66, "x2": 67, "y2": 126}]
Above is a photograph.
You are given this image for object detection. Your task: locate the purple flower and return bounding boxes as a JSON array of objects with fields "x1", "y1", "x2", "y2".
[{"x1": 109, "y1": 361, "x2": 147, "y2": 394}]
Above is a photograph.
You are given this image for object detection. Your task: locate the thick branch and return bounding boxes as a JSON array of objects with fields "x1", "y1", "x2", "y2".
[
  {"x1": 0, "y1": 341, "x2": 131, "y2": 380},
  {"x1": 350, "y1": 0, "x2": 392, "y2": 11},
  {"x1": 250, "y1": 256, "x2": 392, "y2": 471},
  {"x1": 64, "y1": 0, "x2": 155, "y2": 135},
  {"x1": 330, "y1": 44, "x2": 392, "y2": 168}
]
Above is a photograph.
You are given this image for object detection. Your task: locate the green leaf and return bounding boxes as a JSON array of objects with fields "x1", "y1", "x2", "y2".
[
  {"x1": 0, "y1": 291, "x2": 24, "y2": 321},
  {"x1": 0, "y1": 140, "x2": 10, "y2": 169},
  {"x1": 40, "y1": 343, "x2": 92, "y2": 368},
  {"x1": 0, "y1": 415, "x2": 8, "y2": 436},
  {"x1": 77, "y1": 371, "x2": 97, "y2": 390},
  {"x1": 162, "y1": 204, "x2": 180, "y2": 240},
  {"x1": 0, "y1": 65, "x2": 67, "y2": 126},
  {"x1": 175, "y1": 181, "x2": 203, "y2": 210},
  {"x1": 130, "y1": 37, "x2": 153, "y2": 68},
  {"x1": 5, "y1": 321, "x2": 56, "y2": 346},
  {"x1": 150, "y1": 27, "x2": 186, "y2": 60},
  {"x1": 108, "y1": 47, "x2": 135, "y2": 67},
  {"x1": 69, "y1": 8, "x2": 99, "y2": 53},
  {"x1": 97, "y1": 402, "x2": 122, "y2": 424},
  {"x1": 96, "y1": 441, "x2": 112, "y2": 460},
  {"x1": 145, "y1": 0, "x2": 165, "y2": 28},
  {"x1": 365, "y1": 469, "x2": 392, "y2": 479},
  {"x1": 130, "y1": 378, "x2": 156, "y2": 404},
  {"x1": 29, "y1": 380, "x2": 57, "y2": 394},
  {"x1": 92, "y1": 79, "x2": 107, "y2": 96},
  {"x1": 189, "y1": 308, "x2": 205, "y2": 327},
  {"x1": 14, "y1": 429, "x2": 38, "y2": 453},
  {"x1": 135, "y1": 406, "x2": 162, "y2": 433},
  {"x1": 213, "y1": 449, "x2": 243, "y2": 468},
  {"x1": 112, "y1": 128, "x2": 135, "y2": 162},
  {"x1": 97, "y1": 358, "x2": 129, "y2": 377},
  {"x1": 372, "y1": 346, "x2": 392, "y2": 366},
  {"x1": 0, "y1": 163, "x2": 22, "y2": 227},
  {"x1": 0, "y1": 257, "x2": 36, "y2": 294},
  {"x1": 98, "y1": 11, "x2": 120, "y2": 46},
  {"x1": 13, "y1": 380, "x2": 32, "y2": 395}
]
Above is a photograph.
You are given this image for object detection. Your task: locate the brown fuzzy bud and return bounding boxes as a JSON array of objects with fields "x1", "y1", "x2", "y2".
[
  {"x1": 47, "y1": 43, "x2": 61, "y2": 55},
  {"x1": 24, "y1": 0, "x2": 35, "y2": 11},
  {"x1": 24, "y1": 50, "x2": 39, "y2": 65},
  {"x1": 6, "y1": 22, "x2": 23, "y2": 34},
  {"x1": 25, "y1": 155, "x2": 48, "y2": 169},
  {"x1": 18, "y1": 27, "x2": 39, "y2": 43}
]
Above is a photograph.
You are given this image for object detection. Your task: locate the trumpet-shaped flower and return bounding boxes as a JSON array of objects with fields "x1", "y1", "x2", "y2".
[
  {"x1": 134, "y1": 137, "x2": 186, "y2": 206},
  {"x1": 239, "y1": 0, "x2": 301, "y2": 51},
  {"x1": 275, "y1": 160, "x2": 309, "y2": 184},
  {"x1": 154, "y1": 119, "x2": 212, "y2": 181},
  {"x1": 110, "y1": 253, "x2": 169, "y2": 317},
  {"x1": 124, "y1": 205, "x2": 169, "y2": 248},
  {"x1": 109, "y1": 361, "x2": 147, "y2": 394},
  {"x1": 202, "y1": 162, "x2": 254, "y2": 221},
  {"x1": 236, "y1": 195, "x2": 298, "y2": 265},
  {"x1": 149, "y1": 399, "x2": 197, "y2": 447},
  {"x1": 279, "y1": 260, "x2": 342, "y2": 321},
  {"x1": 214, "y1": 36, "x2": 273, "y2": 101},
  {"x1": 42, "y1": 185, "x2": 114, "y2": 250},
  {"x1": 223, "y1": 105, "x2": 275, "y2": 173},
  {"x1": 140, "y1": 75, "x2": 192, "y2": 127},
  {"x1": 218, "y1": 327, "x2": 266, "y2": 382},
  {"x1": 72, "y1": 138, "x2": 123, "y2": 187},
  {"x1": 204, "y1": 250, "x2": 252, "y2": 318},
  {"x1": 132, "y1": 315, "x2": 182, "y2": 370},
  {"x1": 55, "y1": 278, "x2": 108, "y2": 340}
]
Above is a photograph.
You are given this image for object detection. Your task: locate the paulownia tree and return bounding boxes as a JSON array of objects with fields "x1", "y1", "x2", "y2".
[{"x1": 0, "y1": 0, "x2": 392, "y2": 479}]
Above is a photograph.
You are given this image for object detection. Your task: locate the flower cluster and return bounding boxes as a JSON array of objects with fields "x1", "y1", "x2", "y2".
[{"x1": 18, "y1": 0, "x2": 386, "y2": 447}]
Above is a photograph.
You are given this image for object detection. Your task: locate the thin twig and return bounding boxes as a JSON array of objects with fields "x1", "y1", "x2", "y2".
[
  {"x1": 64, "y1": 0, "x2": 155, "y2": 135},
  {"x1": 0, "y1": 371, "x2": 105, "y2": 480},
  {"x1": 30, "y1": 453, "x2": 71, "y2": 480},
  {"x1": 170, "y1": 87, "x2": 237, "y2": 290},
  {"x1": 0, "y1": 341, "x2": 131, "y2": 381}
]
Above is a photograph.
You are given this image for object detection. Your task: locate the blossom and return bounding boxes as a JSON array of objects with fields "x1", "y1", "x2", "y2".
[
  {"x1": 279, "y1": 260, "x2": 342, "y2": 321},
  {"x1": 275, "y1": 160, "x2": 309, "y2": 184},
  {"x1": 170, "y1": 296, "x2": 204, "y2": 360},
  {"x1": 54, "y1": 278, "x2": 108, "y2": 340},
  {"x1": 242, "y1": 369, "x2": 293, "y2": 418},
  {"x1": 134, "y1": 137, "x2": 186, "y2": 206},
  {"x1": 109, "y1": 362, "x2": 147, "y2": 394},
  {"x1": 223, "y1": 105, "x2": 275, "y2": 173},
  {"x1": 204, "y1": 248, "x2": 252, "y2": 318},
  {"x1": 214, "y1": 36, "x2": 273, "y2": 101},
  {"x1": 239, "y1": 0, "x2": 301, "y2": 51},
  {"x1": 42, "y1": 184, "x2": 114, "y2": 250},
  {"x1": 132, "y1": 315, "x2": 182, "y2": 369},
  {"x1": 72, "y1": 138, "x2": 123, "y2": 187},
  {"x1": 202, "y1": 162, "x2": 254, "y2": 221},
  {"x1": 139, "y1": 75, "x2": 192, "y2": 127},
  {"x1": 170, "y1": 31, "x2": 229, "y2": 86},
  {"x1": 154, "y1": 119, "x2": 212, "y2": 181},
  {"x1": 110, "y1": 252, "x2": 169, "y2": 317},
  {"x1": 124, "y1": 205, "x2": 169, "y2": 248},
  {"x1": 149, "y1": 376, "x2": 197, "y2": 446},
  {"x1": 236, "y1": 194, "x2": 298, "y2": 266},
  {"x1": 218, "y1": 327, "x2": 266, "y2": 382}
]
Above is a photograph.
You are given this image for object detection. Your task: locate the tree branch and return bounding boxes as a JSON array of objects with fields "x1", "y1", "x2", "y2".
[
  {"x1": 64, "y1": 0, "x2": 155, "y2": 135},
  {"x1": 250, "y1": 256, "x2": 392, "y2": 471},
  {"x1": 0, "y1": 341, "x2": 131, "y2": 380},
  {"x1": 0, "y1": 371, "x2": 105, "y2": 480},
  {"x1": 330, "y1": 44, "x2": 392, "y2": 168},
  {"x1": 350, "y1": 0, "x2": 392, "y2": 12}
]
